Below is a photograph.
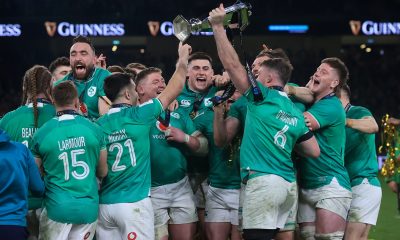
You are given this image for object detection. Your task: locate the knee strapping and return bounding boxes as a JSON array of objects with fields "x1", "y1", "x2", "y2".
[
  {"x1": 300, "y1": 225, "x2": 316, "y2": 240},
  {"x1": 314, "y1": 231, "x2": 344, "y2": 240}
]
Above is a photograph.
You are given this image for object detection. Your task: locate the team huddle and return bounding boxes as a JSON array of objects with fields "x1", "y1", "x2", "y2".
[{"x1": 0, "y1": 4, "x2": 381, "y2": 240}]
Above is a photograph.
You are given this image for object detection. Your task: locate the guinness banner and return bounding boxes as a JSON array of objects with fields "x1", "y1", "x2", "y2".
[{"x1": 2, "y1": 18, "x2": 400, "y2": 39}]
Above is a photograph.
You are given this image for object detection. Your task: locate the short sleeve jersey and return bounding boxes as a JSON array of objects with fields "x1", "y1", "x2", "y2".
[
  {"x1": 96, "y1": 99, "x2": 163, "y2": 204},
  {"x1": 0, "y1": 102, "x2": 55, "y2": 148},
  {"x1": 0, "y1": 102, "x2": 55, "y2": 210},
  {"x1": 227, "y1": 95, "x2": 248, "y2": 126},
  {"x1": 55, "y1": 68, "x2": 111, "y2": 120},
  {"x1": 298, "y1": 96, "x2": 351, "y2": 190},
  {"x1": 240, "y1": 82, "x2": 310, "y2": 183},
  {"x1": 31, "y1": 114, "x2": 106, "y2": 224},
  {"x1": 150, "y1": 111, "x2": 198, "y2": 187},
  {"x1": 180, "y1": 84, "x2": 218, "y2": 175},
  {"x1": 194, "y1": 107, "x2": 241, "y2": 189},
  {"x1": 344, "y1": 105, "x2": 379, "y2": 187}
]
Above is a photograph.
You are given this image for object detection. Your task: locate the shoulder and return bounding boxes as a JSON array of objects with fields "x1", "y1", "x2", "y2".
[
  {"x1": 34, "y1": 118, "x2": 57, "y2": 137},
  {"x1": 54, "y1": 74, "x2": 71, "y2": 86},
  {"x1": 311, "y1": 96, "x2": 343, "y2": 112},
  {"x1": 95, "y1": 68, "x2": 111, "y2": 79},
  {"x1": 1, "y1": 107, "x2": 20, "y2": 124},
  {"x1": 349, "y1": 105, "x2": 372, "y2": 117}
]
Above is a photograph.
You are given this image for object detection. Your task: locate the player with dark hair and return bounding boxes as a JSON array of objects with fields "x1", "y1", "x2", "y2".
[
  {"x1": 96, "y1": 42, "x2": 193, "y2": 240},
  {"x1": 209, "y1": 5, "x2": 320, "y2": 239},
  {"x1": 298, "y1": 57, "x2": 352, "y2": 240},
  {"x1": 55, "y1": 35, "x2": 112, "y2": 120},
  {"x1": 32, "y1": 81, "x2": 108, "y2": 240},
  {"x1": 49, "y1": 56, "x2": 71, "y2": 83},
  {"x1": 337, "y1": 85, "x2": 381, "y2": 240}
]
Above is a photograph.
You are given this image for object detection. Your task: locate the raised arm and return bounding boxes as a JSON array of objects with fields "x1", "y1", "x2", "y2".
[
  {"x1": 158, "y1": 42, "x2": 191, "y2": 109},
  {"x1": 209, "y1": 4, "x2": 249, "y2": 94},
  {"x1": 213, "y1": 103, "x2": 240, "y2": 147}
]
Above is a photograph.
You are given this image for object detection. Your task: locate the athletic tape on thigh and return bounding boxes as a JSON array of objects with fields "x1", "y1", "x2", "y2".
[{"x1": 314, "y1": 231, "x2": 344, "y2": 240}]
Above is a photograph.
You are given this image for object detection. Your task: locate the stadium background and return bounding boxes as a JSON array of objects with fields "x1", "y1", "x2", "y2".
[{"x1": 1, "y1": 1, "x2": 399, "y2": 238}]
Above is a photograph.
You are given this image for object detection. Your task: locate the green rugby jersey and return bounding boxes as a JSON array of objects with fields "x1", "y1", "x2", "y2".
[
  {"x1": 179, "y1": 82, "x2": 218, "y2": 175},
  {"x1": 0, "y1": 101, "x2": 55, "y2": 210},
  {"x1": 150, "y1": 111, "x2": 198, "y2": 187},
  {"x1": 96, "y1": 99, "x2": 163, "y2": 204},
  {"x1": 31, "y1": 114, "x2": 106, "y2": 224},
  {"x1": 193, "y1": 107, "x2": 241, "y2": 189},
  {"x1": 240, "y1": 82, "x2": 310, "y2": 183},
  {"x1": 176, "y1": 80, "x2": 218, "y2": 115},
  {"x1": 227, "y1": 95, "x2": 248, "y2": 126},
  {"x1": 298, "y1": 96, "x2": 350, "y2": 190},
  {"x1": 0, "y1": 102, "x2": 55, "y2": 147},
  {"x1": 55, "y1": 68, "x2": 111, "y2": 120},
  {"x1": 344, "y1": 105, "x2": 379, "y2": 187}
]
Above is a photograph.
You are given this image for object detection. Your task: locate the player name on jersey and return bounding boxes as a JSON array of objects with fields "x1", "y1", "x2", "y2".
[
  {"x1": 58, "y1": 136, "x2": 86, "y2": 151},
  {"x1": 108, "y1": 129, "x2": 128, "y2": 143},
  {"x1": 21, "y1": 127, "x2": 38, "y2": 138},
  {"x1": 275, "y1": 110, "x2": 298, "y2": 127}
]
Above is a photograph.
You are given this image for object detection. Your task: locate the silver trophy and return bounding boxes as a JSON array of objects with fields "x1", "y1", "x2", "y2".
[{"x1": 173, "y1": 1, "x2": 252, "y2": 42}]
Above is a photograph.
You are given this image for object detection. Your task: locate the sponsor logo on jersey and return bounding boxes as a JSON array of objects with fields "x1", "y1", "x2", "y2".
[
  {"x1": 171, "y1": 112, "x2": 180, "y2": 119},
  {"x1": 180, "y1": 99, "x2": 191, "y2": 107},
  {"x1": 87, "y1": 86, "x2": 97, "y2": 97},
  {"x1": 156, "y1": 120, "x2": 169, "y2": 132},
  {"x1": 204, "y1": 98, "x2": 213, "y2": 107},
  {"x1": 127, "y1": 232, "x2": 137, "y2": 240},
  {"x1": 83, "y1": 232, "x2": 91, "y2": 240}
]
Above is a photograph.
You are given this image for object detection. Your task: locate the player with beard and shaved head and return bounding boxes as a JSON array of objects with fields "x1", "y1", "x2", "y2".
[{"x1": 55, "y1": 35, "x2": 112, "y2": 120}]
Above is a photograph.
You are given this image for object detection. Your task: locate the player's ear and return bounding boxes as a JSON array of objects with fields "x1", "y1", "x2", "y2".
[{"x1": 125, "y1": 88, "x2": 131, "y2": 100}]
